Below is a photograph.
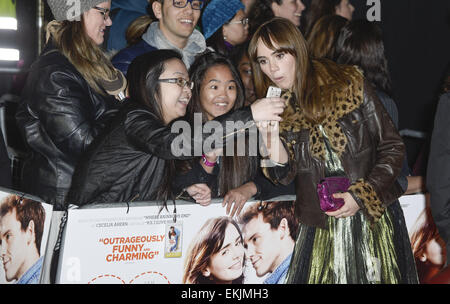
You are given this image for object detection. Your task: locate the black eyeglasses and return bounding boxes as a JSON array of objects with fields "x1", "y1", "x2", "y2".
[
  {"x1": 172, "y1": 0, "x2": 204, "y2": 10},
  {"x1": 158, "y1": 77, "x2": 194, "y2": 89},
  {"x1": 93, "y1": 6, "x2": 110, "y2": 21}
]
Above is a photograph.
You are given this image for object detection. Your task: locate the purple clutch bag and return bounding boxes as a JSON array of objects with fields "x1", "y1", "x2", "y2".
[{"x1": 317, "y1": 176, "x2": 351, "y2": 212}]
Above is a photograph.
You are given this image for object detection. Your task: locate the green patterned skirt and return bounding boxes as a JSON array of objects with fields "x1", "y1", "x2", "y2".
[{"x1": 285, "y1": 201, "x2": 419, "y2": 284}]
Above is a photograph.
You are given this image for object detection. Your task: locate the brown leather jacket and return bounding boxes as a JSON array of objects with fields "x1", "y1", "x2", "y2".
[{"x1": 264, "y1": 65, "x2": 405, "y2": 229}]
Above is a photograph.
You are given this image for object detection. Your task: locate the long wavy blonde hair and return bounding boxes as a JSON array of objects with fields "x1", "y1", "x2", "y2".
[{"x1": 46, "y1": 19, "x2": 120, "y2": 95}]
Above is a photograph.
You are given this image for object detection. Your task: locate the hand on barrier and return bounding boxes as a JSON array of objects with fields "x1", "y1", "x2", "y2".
[
  {"x1": 222, "y1": 182, "x2": 257, "y2": 218},
  {"x1": 185, "y1": 183, "x2": 212, "y2": 206}
]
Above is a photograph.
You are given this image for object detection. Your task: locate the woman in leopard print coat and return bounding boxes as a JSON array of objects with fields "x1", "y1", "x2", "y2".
[{"x1": 247, "y1": 18, "x2": 418, "y2": 284}]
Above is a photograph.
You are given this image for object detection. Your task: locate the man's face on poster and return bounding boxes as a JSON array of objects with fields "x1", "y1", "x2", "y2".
[
  {"x1": 0, "y1": 210, "x2": 30, "y2": 282},
  {"x1": 242, "y1": 214, "x2": 282, "y2": 277}
]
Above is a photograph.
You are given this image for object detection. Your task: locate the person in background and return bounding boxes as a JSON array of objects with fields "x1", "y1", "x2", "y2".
[
  {"x1": 304, "y1": 0, "x2": 354, "y2": 37},
  {"x1": 106, "y1": 0, "x2": 149, "y2": 52},
  {"x1": 427, "y1": 65, "x2": 450, "y2": 270},
  {"x1": 335, "y1": 19, "x2": 425, "y2": 195},
  {"x1": 202, "y1": 0, "x2": 249, "y2": 57},
  {"x1": 229, "y1": 41, "x2": 256, "y2": 105},
  {"x1": 112, "y1": 0, "x2": 207, "y2": 75},
  {"x1": 16, "y1": 0, "x2": 124, "y2": 210},
  {"x1": 248, "y1": 0, "x2": 306, "y2": 35},
  {"x1": 241, "y1": 0, "x2": 256, "y2": 14},
  {"x1": 250, "y1": 17, "x2": 418, "y2": 283},
  {"x1": 306, "y1": 14, "x2": 348, "y2": 60}
]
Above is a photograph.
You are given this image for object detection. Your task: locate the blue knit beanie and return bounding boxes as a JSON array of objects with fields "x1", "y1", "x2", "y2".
[{"x1": 202, "y1": 0, "x2": 245, "y2": 39}]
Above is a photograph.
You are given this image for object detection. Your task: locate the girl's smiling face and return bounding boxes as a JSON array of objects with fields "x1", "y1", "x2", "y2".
[{"x1": 200, "y1": 64, "x2": 238, "y2": 120}]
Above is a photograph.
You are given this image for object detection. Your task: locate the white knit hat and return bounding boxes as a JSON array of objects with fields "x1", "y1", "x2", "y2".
[{"x1": 47, "y1": 0, "x2": 107, "y2": 21}]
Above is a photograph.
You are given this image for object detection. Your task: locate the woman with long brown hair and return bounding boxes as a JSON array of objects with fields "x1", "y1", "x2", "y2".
[
  {"x1": 16, "y1": 1, "x2": 126, "y2": 210},
  {"x1": 183, "y1": 216, "x2": 246, "y2": 284},
  {"x1": 249, "y1": 17, "x2": 418, "y2": 283}
]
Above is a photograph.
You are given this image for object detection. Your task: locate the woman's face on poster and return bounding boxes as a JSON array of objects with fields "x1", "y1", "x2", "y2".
[
  {"x1": 424, "y1": 238, "x2": 446, "y2": 266},
  {"x1": 203, "y1": 223, "x2": 245, "y2": 283}
]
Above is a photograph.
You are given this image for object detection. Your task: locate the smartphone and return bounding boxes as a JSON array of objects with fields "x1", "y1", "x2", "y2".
[{"x1": 266, "y1": 86, "x2": 282, "y2": 98}]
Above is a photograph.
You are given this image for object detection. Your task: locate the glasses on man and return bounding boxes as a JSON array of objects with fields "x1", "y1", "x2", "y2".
[
  {"x1": 227, "y1": 18, "x2": 249, "y2": 26},
  {"x1": 158, "y1": 77, "x2": 194, "y2": 90},
  {"x1": 172, "y1": 0, "x2": 204, "y2": 10},
  {"x1": 93, "y1": 6, "x2": 111, "y2": 21}
]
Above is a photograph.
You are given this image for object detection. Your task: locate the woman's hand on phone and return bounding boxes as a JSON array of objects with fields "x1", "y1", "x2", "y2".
[{"x1": 250, "y1": 97, "x2": 286, "y2": 122}]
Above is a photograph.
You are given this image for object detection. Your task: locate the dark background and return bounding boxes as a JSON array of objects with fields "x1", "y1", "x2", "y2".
[{"x1": 1, "y1": 0, "x2": 449, "y2": 171}]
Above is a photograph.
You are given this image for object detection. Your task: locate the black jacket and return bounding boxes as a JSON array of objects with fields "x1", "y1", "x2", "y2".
[
  {"x1": 16, "y1": 41, "x2": 119, "y2": 210},
  {"x1": 427, "y1": 91, "x2": 450, "y2": 263},
  {"x1": 67, "y1": 100, "x2": 255, "y2": 207}
]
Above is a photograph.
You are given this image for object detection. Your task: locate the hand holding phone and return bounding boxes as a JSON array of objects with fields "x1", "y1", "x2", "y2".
[{"x1": 266, "y1": 86, "x2": 282, "y2": 98}]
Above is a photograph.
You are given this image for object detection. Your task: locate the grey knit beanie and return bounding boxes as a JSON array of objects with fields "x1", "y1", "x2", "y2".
[{"x1": 47, "y1": 0, "x2": 107, "y2": 21}]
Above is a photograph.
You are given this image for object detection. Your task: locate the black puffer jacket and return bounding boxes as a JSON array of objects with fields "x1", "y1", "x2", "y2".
[
  {"x1": 67, "y1": 100, "x2": 255, "y2": 207},
  {"x1": 16, "y1": 41, "x2": 119, "y2": 210}
]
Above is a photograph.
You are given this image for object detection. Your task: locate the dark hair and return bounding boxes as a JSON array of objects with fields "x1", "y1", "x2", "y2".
[
  {"x1": 188, "y1": 51, "x2": 245, "y2": 121},
  {"x1": 188, "y1": 51, "x2": 257, "y2": 195},
  {"x1": 304, "y1": 0, "x2": 341, "y2": 36},
  {"x1": 206, "y1": 29, "x2": 228, "y2": 56},
  {"x1": 335, "y1": 20, "x2": 393, "y2": 96},
  {"x1": 0, "y1": 195, "x2": 46, "y2": 255},
  {"x1": 239, "y1": 201, "x2": 299, "y2": 240},
  {"x1": 229, "y1": 41, "x2": 250, "y2": 68},
  {"x1": 247, "y1": 0, "x2": 281, "y2": 36},
  {"x1": 307, "y1": 14, "x2": 348, "y2": 60},
  {"x1": 183, "y1": 216, "x2": 245, "y2": 284},
  {"x1": 128, "y1": 49, "x2": 183, "y2": 123},
  {"x1": 127, "y1": 49, "x2": 184, "y2": 203}
]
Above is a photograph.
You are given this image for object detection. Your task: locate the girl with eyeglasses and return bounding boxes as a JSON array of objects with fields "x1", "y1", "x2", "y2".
[
  {"x1": 16, "y1": 1, "x2": 126, "y2": 210},
  {"x1": 67, "y1": 50, "x2": 286, "y2": 209},
  {"x1": 201, "y1": 0, "x2": 249, "y2": 57}
]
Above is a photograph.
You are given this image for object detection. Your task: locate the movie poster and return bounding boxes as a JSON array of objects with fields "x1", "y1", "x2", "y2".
[
  {"x1": 56, "y1": 200, "x2": 296, "y2": 284},
  {"x1": 0, "y1": 188, "x2": 53, "y2": 284},
  {"x1": 56, "y1": 195, "x2": 448, "y2": 284},
  {"x1": 399, "y1": 194, "x2": 448, "y2": 283}
]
